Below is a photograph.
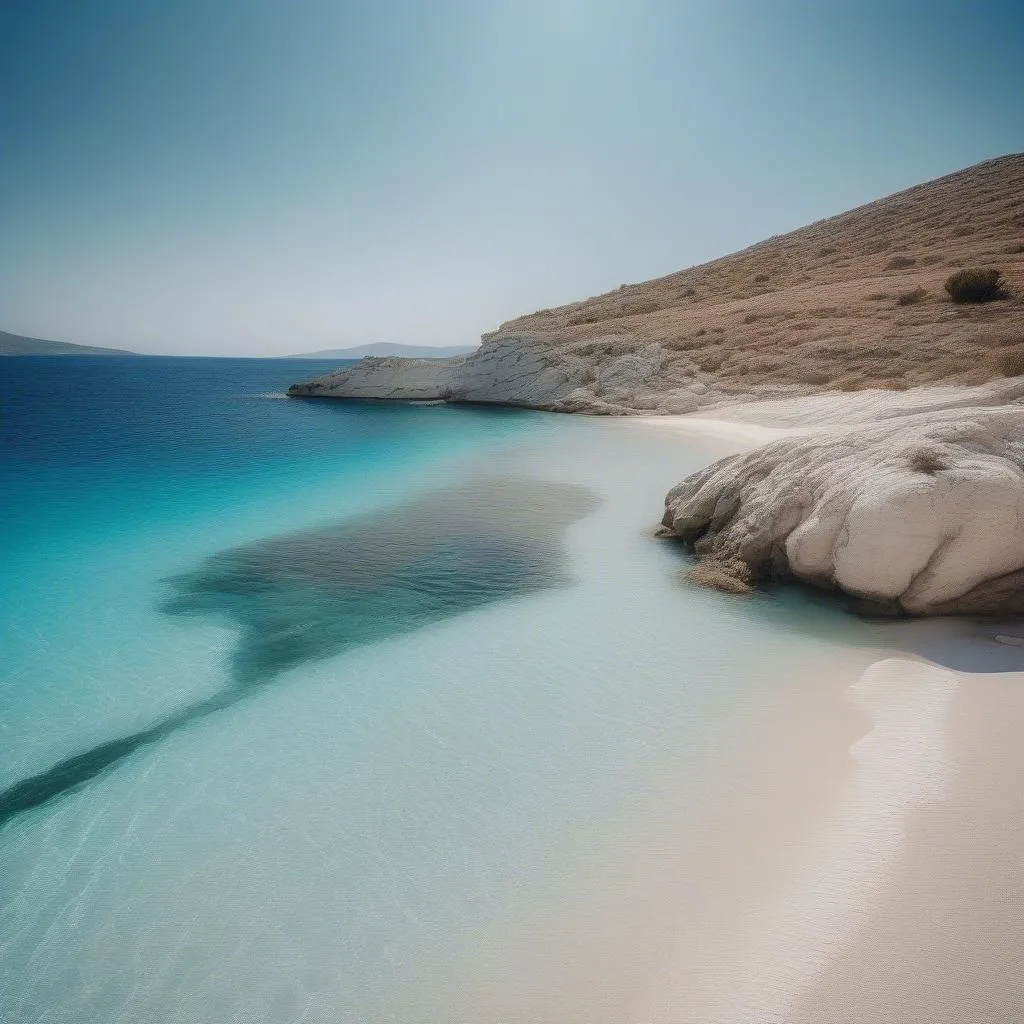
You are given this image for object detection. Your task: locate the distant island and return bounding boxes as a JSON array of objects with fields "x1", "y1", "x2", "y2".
[
  {"x1": 0, "y1": 329, "x2": 139, "y2": 357},
  {"x1": 291, "y1": 342, "x2": 477, "y2": 359}
]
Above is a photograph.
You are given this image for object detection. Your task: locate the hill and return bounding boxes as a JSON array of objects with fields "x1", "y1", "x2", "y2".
[
  {"x1": 493, "y1": 153, "x2": 1024, "y2": 397},
  {"x1": 0, "y1": 330, "x2": 139, "y2": 357},
  {"x1": 292, "y1": 154, "x2": 1024, "y2": 412},
  {"x1": 291, "y1": 343, "x2": 476, "y2": 359}
]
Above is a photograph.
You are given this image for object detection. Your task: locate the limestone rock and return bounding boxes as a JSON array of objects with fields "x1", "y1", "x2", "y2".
[
  {"x1": 662, "y1": 405, "x2": 1024, "y2": 615},
  {"x1": 287, "y1": 353, "x2": 461, "y2": 402},
  {"x1": 288, "y1": 332, "x2": 716, "y2": 414}
]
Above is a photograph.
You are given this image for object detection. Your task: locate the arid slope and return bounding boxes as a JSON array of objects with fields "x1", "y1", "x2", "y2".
[{"x1": 494, "y1": 153, "x2": 1024, "y2": 395}]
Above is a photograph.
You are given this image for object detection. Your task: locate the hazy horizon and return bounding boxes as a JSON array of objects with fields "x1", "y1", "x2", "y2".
[{"x1": 2, "y1": 0, "x2": 1022, "y2": 356}]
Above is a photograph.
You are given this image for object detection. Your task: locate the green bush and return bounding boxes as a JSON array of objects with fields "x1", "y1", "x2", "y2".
[{"x1": 944, "y1": 268, "x2": 1005, "y2": 303}]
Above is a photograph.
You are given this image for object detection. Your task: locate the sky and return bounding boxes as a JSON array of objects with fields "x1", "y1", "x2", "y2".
[{"x1": 1, "y1": 1, "x2": 1022, "y2": 356}]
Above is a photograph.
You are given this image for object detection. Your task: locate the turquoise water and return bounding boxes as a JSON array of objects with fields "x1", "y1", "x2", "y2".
[{"x1": 1, "y1": 357, "x2": 888, "y2": 1023}]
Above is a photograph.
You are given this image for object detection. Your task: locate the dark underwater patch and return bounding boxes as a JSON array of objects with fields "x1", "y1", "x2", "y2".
[{"x1": 0, "y1": 476, "x2": 598, "y2": 828}]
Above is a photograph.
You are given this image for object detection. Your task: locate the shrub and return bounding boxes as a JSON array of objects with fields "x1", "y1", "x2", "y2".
[
  {"x1": 1005, "y1": 243, "x2": 1024, "y2": 254},
  {"x1": 945, "y1": 268, "x2": 1005, "y2": 303},
  {"x1": 818, "y1": 245, "x2": 837, "y2": 257},
  {"x1": 907, "y1": 447, "x2": 949, "y2": 474},
  {"x1": 754, "y1": 273, "x2": 770, "y2": 283},
  {"x1": 996, "y1": 347, "x2": 1024, "y2": 377},
  {"x1": 897, "y1": 286, "x2": 928, "y2": 306},
  {"x1": 885, "y1": 256, "x2": 917, "y2": 270},
  {"x1": 868, "y1": 292, "x2": 889, "y2": 301}
]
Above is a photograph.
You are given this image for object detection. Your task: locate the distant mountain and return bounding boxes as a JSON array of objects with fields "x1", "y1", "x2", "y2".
[
  {"x1": 0, "y1": 329, "x2": 139, "y2": 356},
  {"x1": 291, "y1": 342, "x2": 476, "y2": 359}
]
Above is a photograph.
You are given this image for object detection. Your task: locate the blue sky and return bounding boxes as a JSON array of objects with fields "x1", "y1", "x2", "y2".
[{"x1": 2, "y1": 0, "x2": 1022, "y2": 355}]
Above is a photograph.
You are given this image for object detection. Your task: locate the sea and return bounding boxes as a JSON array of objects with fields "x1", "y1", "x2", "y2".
[{"x1": 0, "y1": 355, "x2": 903, "y2": 1023}]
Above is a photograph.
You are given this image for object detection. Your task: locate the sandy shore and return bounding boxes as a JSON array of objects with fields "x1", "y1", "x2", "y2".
[
  {"x1": 628, "y1": 414, "x2": 801, "y2": 449},
  {"x1": 628, "y1": 407, "x2": 1024, "y2": 1023},
  {"x1": 631, "y1": 380, "x2": 1024, "y2": 450}
]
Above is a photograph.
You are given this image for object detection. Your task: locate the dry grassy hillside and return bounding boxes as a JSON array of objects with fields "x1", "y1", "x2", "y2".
[{"x1": 494, "y1": 154, "x2": 1024, "y2": 393}]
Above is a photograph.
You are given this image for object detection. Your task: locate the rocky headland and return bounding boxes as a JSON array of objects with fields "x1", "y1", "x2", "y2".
[{"x1": 289, "y1": 154, "x2": 1024, "y2": 614}]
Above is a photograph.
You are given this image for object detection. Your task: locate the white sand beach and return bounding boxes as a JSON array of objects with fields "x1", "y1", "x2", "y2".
[{"x1": 625, "y1": 406, "x2": 1024, "y2": 1023}]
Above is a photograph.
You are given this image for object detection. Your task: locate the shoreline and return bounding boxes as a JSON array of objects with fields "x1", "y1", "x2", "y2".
[
  {"x1": 5, "y1": 367, "x2": 1023, "y2": 1021},
  {"x1": 623, "y1": 410, "x2": 1024, "y2": 1022},
  {"x1": 628, "y1": 413, "x2": 801, "y2": 449}
]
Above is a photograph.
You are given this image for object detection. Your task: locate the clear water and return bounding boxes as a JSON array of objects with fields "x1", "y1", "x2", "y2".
[{"x1": 1, "y1": 357, "x2": 887, "y2": 1023}]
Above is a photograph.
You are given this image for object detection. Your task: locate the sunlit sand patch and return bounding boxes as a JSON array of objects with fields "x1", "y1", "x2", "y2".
[{"x1": 643, "y1": 657, "x2": 959, "y2": 1024}]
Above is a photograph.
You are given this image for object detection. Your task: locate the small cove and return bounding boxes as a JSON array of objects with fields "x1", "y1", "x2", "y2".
[{"x1": 0, "y1": 357, "x2": 949, "y2": 1022}]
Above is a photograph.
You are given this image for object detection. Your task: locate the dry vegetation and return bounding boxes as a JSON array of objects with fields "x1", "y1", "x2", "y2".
[
  {"x1": 492, "y1": 154, "x2": 1024, "y2": 396},
  {"x1": 897, "y1": 286, "x2": 928, "y2": 306},
  {"x1": 944, "y1": 267, "x2": 1006, "y2": 302},
  {"x1": 907, "y1": 447, "x2": 950, "y2": 475},
  {"x1": 996, "y1": 346, "x2": 1024, "y2": 377}
]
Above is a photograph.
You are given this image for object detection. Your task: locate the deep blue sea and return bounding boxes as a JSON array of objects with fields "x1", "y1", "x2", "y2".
[{"x1": 0, "y1": 356, "x2": 889, "y2": 1023}]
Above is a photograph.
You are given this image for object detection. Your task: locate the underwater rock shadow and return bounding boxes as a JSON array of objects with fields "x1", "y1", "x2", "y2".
[{"x1": 0, "y1": 476, "x2": 599, "y2": 829}]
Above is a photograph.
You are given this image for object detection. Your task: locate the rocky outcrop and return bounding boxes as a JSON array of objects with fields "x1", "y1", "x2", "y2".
[
  {"x1": 289, "y1": 351, "x2": 462, "y2": 402},
  {"x1": 288, "y1": 332, "x2": 725, "y2": 414},
  {"x1": 661, "y1": 404, "x2": 1024, "y2": 615}
]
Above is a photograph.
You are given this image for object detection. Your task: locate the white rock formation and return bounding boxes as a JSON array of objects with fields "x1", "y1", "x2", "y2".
[
  {"x1": 662, "y1": 403, "x2": 1024, "y2": 615},
  {"x1": 290, "y1": 352, "x2": 461, "y2": 402},
  {"x1": 288, "y1": 332, "x2": 721, "y2": 414}
]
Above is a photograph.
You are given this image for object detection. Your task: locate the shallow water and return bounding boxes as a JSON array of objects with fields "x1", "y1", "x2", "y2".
[{"x1": 1, "y1": 357, "x2": 899, "y2": 1023}]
